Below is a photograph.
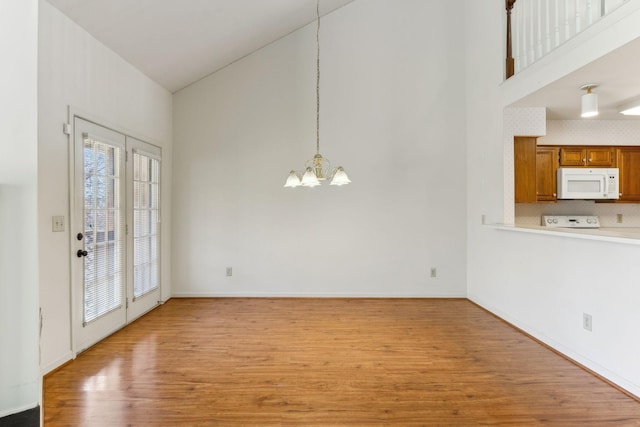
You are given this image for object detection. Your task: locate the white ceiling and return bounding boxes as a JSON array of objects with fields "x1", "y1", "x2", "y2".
[
  {"x1": 46, "y1": 0, "x2": 355, "y2": 93},
  {"x1": 45, "y1": 0, "x2": 640, "y2": 117},
  {"x1": 511, "y1": 36, "x2": 640, "y2": 120}
]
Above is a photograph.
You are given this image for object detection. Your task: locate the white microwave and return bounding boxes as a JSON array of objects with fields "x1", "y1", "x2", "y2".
[{"x1": 557, "y1": 168, "x2": 619, "y2": 200}]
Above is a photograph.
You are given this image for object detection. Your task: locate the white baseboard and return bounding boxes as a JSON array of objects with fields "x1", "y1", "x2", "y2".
[
  {"x1": 41, "y1": 351, "x2": 74, "y2": 376},
  {"x1": 170, "y1": 291, "x2": 467, "y2": 298},
  {"x1": 468, "y1": 293, "x2": 640, "y2": 399},
  {"x1": 0, "y1": 402, "x2": 39, "y2": 419}
]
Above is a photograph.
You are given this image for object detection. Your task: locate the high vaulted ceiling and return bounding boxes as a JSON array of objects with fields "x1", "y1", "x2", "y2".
[
  {"x1": 45, "y1": 1, "x2": 640, "y2": 118},
  {"x1": 46, "y1": 0, "x2": 355, "y2": 93}
]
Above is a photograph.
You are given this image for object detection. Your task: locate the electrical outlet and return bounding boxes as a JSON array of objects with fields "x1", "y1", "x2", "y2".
[
  {"x1": 226, "y1": 267, "x2": 233, "y2": 277},
  {"x1": 617, "y1": 214, "x2": 623, "y2": 224},
  {"x1": 583, "y1": 313, "x2": 592, "y2": 332},
  {"x1": 52, "y1": 216, "x2": 65, "y2": 232},
  {"x1": 430, "y1": 268, "x2": 437, "y2": 278}
]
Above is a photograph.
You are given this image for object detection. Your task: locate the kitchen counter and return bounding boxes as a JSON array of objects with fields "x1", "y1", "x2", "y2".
[{"x1": 491, "y1": 224, "x2": 640, "y2": 246}]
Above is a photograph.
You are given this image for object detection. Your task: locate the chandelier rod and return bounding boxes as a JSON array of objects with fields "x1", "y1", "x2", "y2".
[{"x1": 316, "y1": 0, "x2": 321, "y2": 155}]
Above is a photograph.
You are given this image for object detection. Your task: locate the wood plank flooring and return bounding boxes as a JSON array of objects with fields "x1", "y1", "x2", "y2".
[{"x1": 44, "y1": 298, "x2": 640, "y2": 426}]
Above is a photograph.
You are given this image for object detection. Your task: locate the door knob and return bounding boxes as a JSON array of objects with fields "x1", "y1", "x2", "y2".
[{"x1": 77, "y1": 249, "x2": 88, "y2": 258}]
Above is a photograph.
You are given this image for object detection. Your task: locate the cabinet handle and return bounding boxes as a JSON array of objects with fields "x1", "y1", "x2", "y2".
[
  {"x1": 588, "y1": 158, "x2": 592, "y2": 162},
  {"x1": 582, "y1": 158, "x2": 586, "y2": 162},
  {"x1": 553, "y1": 193, "x2": 556, "y2": 197}
]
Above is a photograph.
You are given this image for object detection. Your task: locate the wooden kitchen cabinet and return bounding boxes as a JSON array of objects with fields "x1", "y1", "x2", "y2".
[
  {"x1": 616, "y1": 147, "x2": 640, "y2": 201},
  {"x1": 514, "y1": 137, "x2": 558, "y2": 203},
  {"x1": 559, "y1": 146, "x2": 615, "y2": 167},
  {"x1": 515, "y1": 142, "x2": 640, "y2": 204},
  {"x1": 514, "y1": 137, "x2": 537, "y2": 203},
  {"x1": 536, "y1": 147, "x2": 559, "y2": 201},
  {"x1": 559, "y1": 147, "x2": 586, "y2": 166}
]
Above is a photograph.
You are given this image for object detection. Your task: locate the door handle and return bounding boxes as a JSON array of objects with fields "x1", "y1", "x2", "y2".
[{"x1": 77, "y1": 249, "x2": 88, "y2": 258}]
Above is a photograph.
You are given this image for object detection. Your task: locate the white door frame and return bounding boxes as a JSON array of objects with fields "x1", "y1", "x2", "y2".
[
  {"x1": 71, "y1": 117, "x2": 127, "y2": 353},
  {"x1": 68, "y1": 110, "x2": 162, "y2": 355}
]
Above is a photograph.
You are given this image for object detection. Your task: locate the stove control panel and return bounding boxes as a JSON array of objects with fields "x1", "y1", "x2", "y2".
[{"x1": 541, "y1": 215, "x2": 600, "y2": 228}]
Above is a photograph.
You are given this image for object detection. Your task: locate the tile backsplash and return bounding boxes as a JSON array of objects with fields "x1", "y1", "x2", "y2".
[{"x1": 539, "y1": 120, "x2": 640, "y2": 146}]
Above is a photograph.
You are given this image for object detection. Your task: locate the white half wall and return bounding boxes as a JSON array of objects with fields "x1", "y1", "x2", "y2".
[
  {"x1": 38, "y1": 0, "x2": 173, "y2": 374},
  {"x1": 0, "y1": 0, "x2": 39, "y2": 417},
  {"x1": 466, "y1": 0, "x2": 640, "y2": 397},
  {"x1": 172, "y1": 0, "x2": 467, "y2": 298}
]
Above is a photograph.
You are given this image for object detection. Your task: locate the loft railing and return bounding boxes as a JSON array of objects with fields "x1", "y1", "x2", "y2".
[{"x1": 505, "y1": 0, "x2": 630, "y2": 78}]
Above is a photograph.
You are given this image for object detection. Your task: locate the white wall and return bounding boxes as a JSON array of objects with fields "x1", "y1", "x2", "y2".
[
  {"x1": 172, "y1": 0, "x2": 467, "y2": 298},
  {"x1": 38, "y1": 0, "x2": 173, "y2": 374},
  {"x1": 0, "y1": 0, "x2": 40, "y2": 418},
  {"x1": 466, "y1": 0, "x2": 640, "y2": 397}
]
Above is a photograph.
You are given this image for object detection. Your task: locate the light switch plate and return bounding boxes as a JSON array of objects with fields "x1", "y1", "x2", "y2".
[{"x1": 52, "y1": 215, "x2": 65, "y2": 232}]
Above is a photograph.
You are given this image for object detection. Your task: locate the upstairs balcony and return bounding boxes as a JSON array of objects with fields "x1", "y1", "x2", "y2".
[{"x1": 505, "y1": 0, "x2": 630, "y2": 78}]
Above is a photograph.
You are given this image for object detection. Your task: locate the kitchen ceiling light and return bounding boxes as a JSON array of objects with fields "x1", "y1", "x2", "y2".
[
  {"x1": 619, "y1": 98, "x2": 640, "y2": 116},
  {"x1": 283, "y1": 0, "x2": 350, "y2": 188},
  {"x1": 580, "y1": 84, "x2": 598, "y2": 118},
  {"x1": 620, "y1": 106, "x2": 640, "y2": 116}
]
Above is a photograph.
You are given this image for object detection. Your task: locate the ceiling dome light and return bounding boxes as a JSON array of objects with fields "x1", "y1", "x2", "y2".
[
  {"x1": 619, "y1": 97, "x2": 640, "y2": 116},
  {"x1": 580, "y1": 84, "x2": 598, "y2": 118},
  {"x1": 620, "y1": 106, "x2": 640, "y2": 116}
]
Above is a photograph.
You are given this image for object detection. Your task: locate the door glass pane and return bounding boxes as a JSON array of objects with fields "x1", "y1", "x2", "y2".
[
  {"x1": 83, "y1": 136, "x2": 124, "y2": 324},
  {"x1": 133, "y1": 152, "x2": 160, "y2": 299}
]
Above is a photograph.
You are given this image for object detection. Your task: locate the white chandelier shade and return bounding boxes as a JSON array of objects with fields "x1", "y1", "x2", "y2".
[
  {"x1": 284, "y1": 171, "x2": 302, "y2": 188},
  {"x1": 301, "y1": 167, "x2": 321, "y2": 187},
  {"x1": 329, "y1": 167, "x2": 351, "y2": 186}
]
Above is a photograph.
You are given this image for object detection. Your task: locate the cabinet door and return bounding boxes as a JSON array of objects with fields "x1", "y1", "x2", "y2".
[
  {"x1": 514, "y1": 137, "x2": 537, "y2": 203},
  {"x1": 559, "y1": 147, "x2": 587, "y2": 166},
  {"x1": 536, "y1": 147, "x2": 559, "y2": 202},
  {"x1": 617, "y1": 147, "x2": 640, "y2": 201},
  {"x1": 587, "y1": 147, "x2": 615, "y2": 166}
]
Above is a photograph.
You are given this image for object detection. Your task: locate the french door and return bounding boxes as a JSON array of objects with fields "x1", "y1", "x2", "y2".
[
  {"x1": 72, "y1": 117, "x2": 161, "y2": 353},
  {"x1": 126, "y1": 137, "x2": 162, "y2": 320}
]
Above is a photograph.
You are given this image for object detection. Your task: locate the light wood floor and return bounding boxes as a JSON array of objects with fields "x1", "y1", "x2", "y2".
[{"x1": 44, "y1": 298, "x2": 640, "y2": 426}]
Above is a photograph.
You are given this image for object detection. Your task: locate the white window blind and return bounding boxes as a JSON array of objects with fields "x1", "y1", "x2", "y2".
[
  {"x1": 132, "y1": 151, "x2": 160, "y2": 299},
  {"x1": 83, "y1": 135, "x2": 125, "y2": 324}
]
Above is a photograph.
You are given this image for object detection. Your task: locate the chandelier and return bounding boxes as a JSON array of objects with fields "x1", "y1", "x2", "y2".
[{"x1": 284, "y1": 0, "x2": 351, "y2": 188}]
